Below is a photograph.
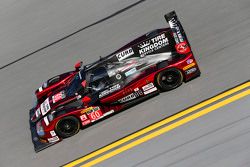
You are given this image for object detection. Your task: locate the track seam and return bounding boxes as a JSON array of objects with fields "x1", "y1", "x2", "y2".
[{"x1": 0, "y1": 0, "x2": 146, "y2": 70}]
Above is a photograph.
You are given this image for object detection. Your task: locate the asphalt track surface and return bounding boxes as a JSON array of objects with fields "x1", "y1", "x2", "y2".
[
  {"x1": 0, "y1": 0, "x2": 250, "y2": 167},
  {"x1": 92, "y1": 85, "x2": 250, "y2": 167}
]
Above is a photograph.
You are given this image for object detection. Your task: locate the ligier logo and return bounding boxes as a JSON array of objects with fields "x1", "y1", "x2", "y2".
[
  {"x1": 138, "y1": 33, "x2": 169, "y2": 57},
  {"x1": 116, "y1": 48, "x2": 134, "y2": 61}
]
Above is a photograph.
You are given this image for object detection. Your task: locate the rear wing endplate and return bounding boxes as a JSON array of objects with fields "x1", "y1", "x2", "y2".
[{"x1": 165, "y1": 11, "x2": 192, "y2": 54}]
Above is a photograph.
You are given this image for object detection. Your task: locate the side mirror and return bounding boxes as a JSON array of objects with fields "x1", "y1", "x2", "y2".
[
  {"x1": 75, "y1": 61, "x2": 82, "y2": 71},
  {"x1": 82, "y1": 96, "x2": 91, "y2": 106}
]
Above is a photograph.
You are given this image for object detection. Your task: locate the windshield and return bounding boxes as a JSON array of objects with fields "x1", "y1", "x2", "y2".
[
  {"x1": 88, "y1": 67, "x2": 111, "y2": 91},
  {"x1": 66, "y1": 70, "x2": 85, "y2": 96}
]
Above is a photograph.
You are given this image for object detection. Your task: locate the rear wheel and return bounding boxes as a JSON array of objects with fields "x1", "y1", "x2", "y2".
[
  {"x1": 156, "y1": 68, "x2": 183, "y2": 91},
  {"x1": 55, "y1": 116, "x2": 80, "y2": 138}
]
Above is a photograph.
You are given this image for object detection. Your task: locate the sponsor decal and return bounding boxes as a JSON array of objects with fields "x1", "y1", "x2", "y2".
[
  {"x1": 142, "y1": 83, "x2": 155, "y2": 91},
  {"x1": 50, "y1": 130, "x2": 56, "y2": 137},
  {"x1": 43, "y1": 116, "x2": 49, "y2": 126},
  {"x1": 99, "y1": 84, "x2": 121, "y2": 98},
  {"x1": 82, "y1": 120, "x2": 91, "y2": 126},
  {"x1": 138, "y1": 33, "x2": 169, "y2": 57},
  {"x1": 142, "y1": 83, "x2": 157, "y2": 95},
  {"x1": 38, "y1": 86, "x2": 43, "y2": 92},
  {"x1": 116, "y1": 74, "x2": 122, "y2": 80},
  {"x1": 183, "y1": 62, "x2": 196, "y2": 71},
  {"x1": 134, "y1": 87, "x2": 143, "y2": 96},
  {"x1": 175, "y1": 41, "x2": 190, "y2": 54},
  {"x1": 52, "y1": 91, "x2": 66, "y2": 103},
  {"x1": 168, "y1": 17, "x2": 184, "y2": 44},
  {"x1": 80, "y1": 114, "x2": 88, "y2": 121},
  {"x1": 93, "y1": 107, "x2": 100, "y2": 111},
  {"x1": 80, "y1": 107, "x2": 93, "y2": 114},
  {"x1": 118, "y1": 93, "x2": 136, "y2": 103},
  {"x1": 144, "y1": 87, "x2": 157, "y2": 95},
  {"x1": 185, "y1": 67, "x2": 197, "y2": 75},
  {"x1": 116, "y1": 47, "x2": 134, "y2": 61},
  {"x1": 125, "y1": 67, "x2": 137, "y2": 77},
  {"x1": 85, "y1": 107, "x2": 100, "y2": 115},
  {"x1": 40, "y1": 98, "x2": 51, "y2": 115},
  {"x1": 186, "y1": 59, "x2": 193, "y2": 65},
  {"x1": 48, "y1": 136, "x2": 59, "y2": 143}
]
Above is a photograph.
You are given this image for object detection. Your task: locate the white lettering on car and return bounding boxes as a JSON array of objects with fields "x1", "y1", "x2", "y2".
[
  {"x1": 185, "y1": 67, "x2": 197, "y2": 74},
  {"x1": 142, "y1": 83, "x2": 157, "y2": 95},
  {"x1": 47, "y1": 136, "x2": 59, "y2": 143},
  {"x1": 144, "y1": 87, "x2": 157, "y2": 95},
  {"x1": 168, "y1": 17, "x2": 184, "y2": 44},
  {"x1": 138, "y1": 33, "x2": 169, "y2": 57},
  {"x1": 118, "y1": 93, "x2": 136, "y2": 103},
  {"x1": 99, "y1": 84, "x2": 121, "y2": 98},
  {"x1": 41, "y1": 98, "x2": 51, "y2": 115},
  {"x1": 116, "y1": 48, "x2": 134, "y2": 61},
  {"x1": 142, "y1": 83, "x2": 155, "y2": 91}
]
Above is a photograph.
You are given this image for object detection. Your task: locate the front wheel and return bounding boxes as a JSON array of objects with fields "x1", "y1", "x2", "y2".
[
  {"x1": 55, "y1": 116, "x2": 80, "y2": 138},
  {"x1": 155, "y1": 68, "x2": 183, "y2": 91}
]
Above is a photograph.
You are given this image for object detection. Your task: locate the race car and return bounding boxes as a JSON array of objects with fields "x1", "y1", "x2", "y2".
[{"x1": 29, "y1": 11, "x2": 200, "y2": 152}]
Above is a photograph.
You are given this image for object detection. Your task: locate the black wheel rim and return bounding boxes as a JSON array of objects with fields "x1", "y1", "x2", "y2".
[
  {"x1": 161, "y1": 71, "x2": 180, "y2": 87},
  {"x1": 58, "y1": 119, "x2": 78, "y2": 135}
]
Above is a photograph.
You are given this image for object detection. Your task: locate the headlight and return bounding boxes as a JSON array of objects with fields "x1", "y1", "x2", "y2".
[{"x1": 36, "y1": 121, "x2": 45, "y2": 137}]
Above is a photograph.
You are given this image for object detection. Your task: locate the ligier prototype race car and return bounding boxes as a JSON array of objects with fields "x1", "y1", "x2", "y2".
[{"x1": 30, "y1": 11, "x2": 200, "y2": 152}]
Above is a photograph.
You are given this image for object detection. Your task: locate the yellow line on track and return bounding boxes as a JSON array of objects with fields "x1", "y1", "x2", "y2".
[
  {"x1": 64, "y1": 82, "x2": 250, "y2": 167},
  {"x1": 82, "y1": 89, "x2": 250, "y2": 167}
]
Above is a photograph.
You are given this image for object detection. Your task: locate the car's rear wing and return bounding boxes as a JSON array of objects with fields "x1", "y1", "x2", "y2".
[{"x1": 165, "y1": 11, "x2": 192, "y2": 54}]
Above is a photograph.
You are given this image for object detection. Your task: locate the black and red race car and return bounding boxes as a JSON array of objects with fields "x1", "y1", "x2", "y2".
[{"x1": 29, "y1": 11, "x2": 200, "y2": 152}]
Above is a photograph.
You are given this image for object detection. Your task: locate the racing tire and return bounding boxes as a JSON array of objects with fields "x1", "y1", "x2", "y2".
[
  {"x1": 55, "y1": 116, "x2": 80, "y2": 138},
  {"x1": 155, "y1": 68, "x2": 183, "y2": 91}
]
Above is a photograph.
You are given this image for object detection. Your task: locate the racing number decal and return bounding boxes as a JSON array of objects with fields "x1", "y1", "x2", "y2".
[
  {"x1": 80, "y1": 107, "x2": 103, "y2": 125},
  {"x1": 88, "y1": 110, "x2": 103, "y2": 122}
]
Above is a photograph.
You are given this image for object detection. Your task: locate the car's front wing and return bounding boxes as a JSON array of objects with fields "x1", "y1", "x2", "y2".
[{"x1": 29, "y1": 109, "x2": 55, "y2": 152}]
